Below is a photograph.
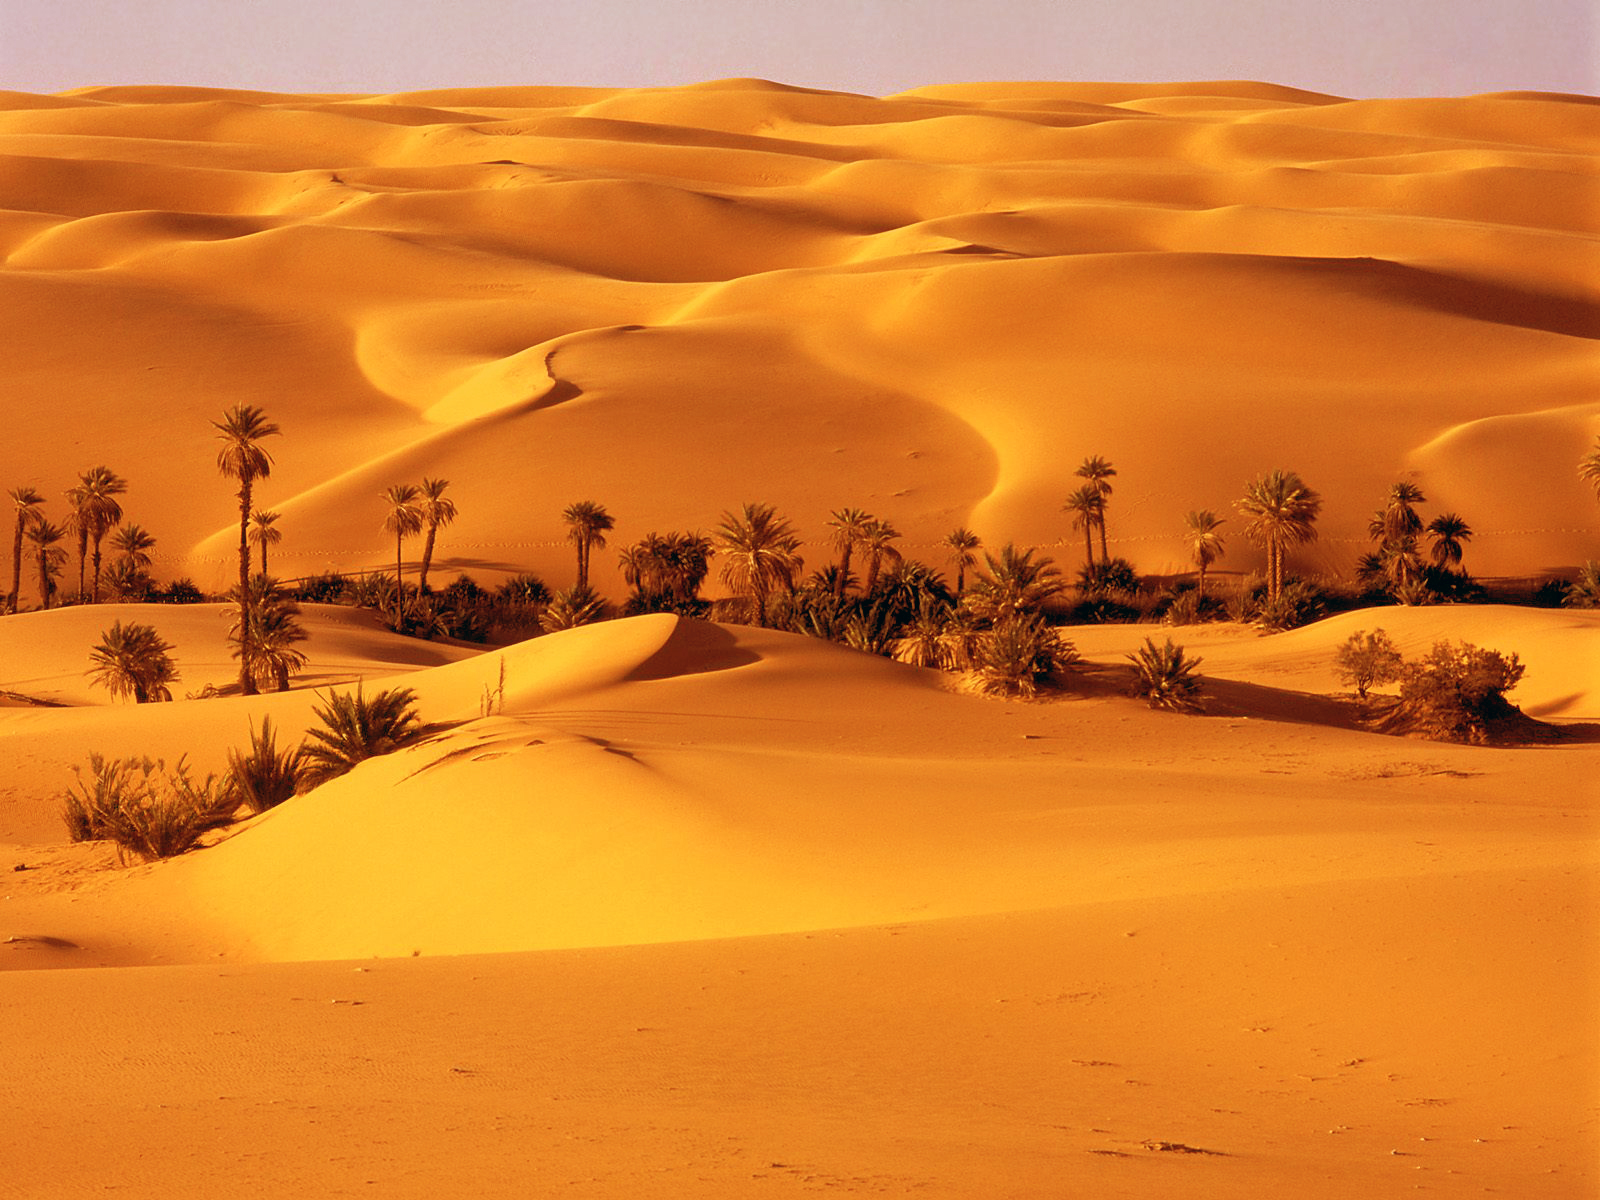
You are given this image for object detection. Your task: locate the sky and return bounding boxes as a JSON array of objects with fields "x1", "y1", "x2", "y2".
[{"x1": 2, "y1": 0, "x2": 1595, "y2": 99}]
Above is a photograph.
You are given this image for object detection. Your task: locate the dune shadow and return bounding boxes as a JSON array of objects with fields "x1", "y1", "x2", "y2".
[
  {"x1": 1192, "y1": 676, "x2": 1367, "y2": 731},
  {"x1": 623, "y1": 619, "x2": 761, "y2": 682}
]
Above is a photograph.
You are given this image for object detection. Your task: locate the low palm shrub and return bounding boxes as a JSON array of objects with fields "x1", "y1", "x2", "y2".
[
  {"x1": 62, "y1": 754, "x2": 237, "y2": 862},
  {"x1": 539, "y1": 586, "x2": 607, "y2": 633},
  {"x1": 226, "y1": 717, "x2": 303, "y2": 813},
  {"x1": 87, "y1": 621, "x2": 179, "y2": 703},
  {"x1": 299, "y1": 684, "x2": 426, "y2": 788},
  {"x1": 1128, "y1": 637, "x2": 1205, "y2": 711},
  {"x1": 970, "y1": 612, "x2": 1078, "y2": 698}
]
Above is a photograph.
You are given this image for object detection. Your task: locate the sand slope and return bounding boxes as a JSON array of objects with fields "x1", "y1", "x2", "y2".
[
  {"x1": 1, "y1": 80, "x2": 1596, "y2": 593},
  {"x1": 0, "y1": 611, "x2": 1594, "y2": 1197}
]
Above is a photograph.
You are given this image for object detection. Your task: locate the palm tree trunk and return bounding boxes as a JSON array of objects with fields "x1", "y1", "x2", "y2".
[
  {"x1": 835, "y1": 544, "x2": 852, "y2": 601},
  {"x1": 753, "y1": 574, "x2": 768, "y2": 627},
  {"x1": 956, "y1": 562, "x2": 965, "y2": 596},
  {"x1": 37, "y1": 550, "x2": 50, "y2": 611},
  {"x1": 395, "y1": 530, "x2": 405, "y2": 625},
  {"x1": 8, "y1": 522, "x2": 22, "y2": 613},
  {"x1": 91, "y1": 536, "x2": 104, "y2": 603},
  {"x1": 1197, "y1": 562, "x2": 1206, "y2": 604},
  {"x1": 576, "y1": 539, "x2": 588, "y2": 593},
  {"x1": 1097, "y1": 517, "x2": 1109, "y2": 566},
  {"x1": 238, "y1": 482, "x2": 256, "y2": 696},
  {"x1": 259, "y1": 542, "x2": 267, "y2": 577},
  {"x1": 1082, "y1": 527, "x2": 1093, "y2": 574},
  {"x1": 76, "y1": 530, "x2": 87, "y2": 601},
  {"x1": 419, "y1": 523, "x2": 438, "y2": 593}
]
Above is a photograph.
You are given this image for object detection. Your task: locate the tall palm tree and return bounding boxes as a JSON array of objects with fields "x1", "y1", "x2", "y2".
[
  {"x1": 714, "y1": 502, "x2": 803, "y2": 627},
  {"x1": 943, "y1": 527, "x2": 981, "y2": 595},
  {"x1": 563, "y1": 501, "x2": 614, "y2": 593},
  {"x1": 1368, "y1": 482, "x2": 1427, "y2": 591},
  {"x1": 248, "y1": 509, "x2": 282, "y2": 576},
  {"x1": 77, "y1": 466, "x2": 128, "y2": 603},
  {"x1": 7, "y1": 486, "x2": 45, "y2": 613},
  {"x1": 214, "y1": 405, "x2": 281, "y2": 696},
  {"x1": 1236, "y1": 470, "x2": 1322, "y2": 603},
  {"x1": 825, "y1": 507, "x2": 874, "y2": 601},
  {"x1": 1427, "y1": 513, "x2": 1472, "y2": 571},
  {"x1": 26, "y1": 519, "x2": 67, "y2": 610},
  {"x1": 87, "y1": 621, "x2": 178, "y2": 703},
  {"x1": 1063, "y1": 485, "x2": 1103, "y2": 574},
  {"x1": 859, "y1": 519, "x2": 902, "y2": 595},
  {"x1": 416, "y1": 478, "x2": 457, "y2": 593},
  {"x1": 1579, "y1": 436, "x2": 1600, "y2": 499},
  {"x1": 1183, "y1": 510, "x2": 1227, "y2": 602},
  {"x1": 1074, "y1": 455, "x2": 1117, "y2": 564},
  {"x1": 382, "y1": 484, "x2": 424, "y2": 625}
]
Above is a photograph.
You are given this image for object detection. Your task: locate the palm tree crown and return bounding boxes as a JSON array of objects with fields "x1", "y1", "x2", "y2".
[
  {"x1": 964, "y1": 543, "x2": 1064, "y2": 624},
  {"x1": 1063, "y1": 484, "x2": 1104, "y2": 573},
  {"x1": 25, "y1": 518, "x2": 67, "y2": 610},
  {"x1": 825, "y1": 507, "x2": 874, "y2": 600},
  {"x1": 67, "y1": 466, "x2": 127, "y2": 602},
  {"x1": 1236, "y1": 470, "x2": 1321, "y2": 602},
  {"x1": 714, "y1": 502, "x2": 803, "y2": 626},
  {"x1": 1427, "y1": 512, "x2": 1473, "y2": 570}
]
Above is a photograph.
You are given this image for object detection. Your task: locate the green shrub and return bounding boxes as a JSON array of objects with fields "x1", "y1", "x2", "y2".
[
  {"x1": 539, "y1": 586, "x2": 608, "y2": 633},
  {"x1": 1563, "y1": 562, "x2": 1600, "y2": 609},
  {"x1": 1378, "y1": 640, "x2": 1525, "y2": 743},
  {"x1": 1334, "y1": 629, "x2": 1404, "y2": 699},
  {"x1": 299, "y1": 684, "x2": 426, "y2": 788},
  {"x1": 1128, "y1": 637, "x2": 1205, "y2": 711},
  {"x1": 226, "y1": 717, "x2": 303, "y2": 813},
  {"x1": 297, "y1": 572, "x2": 350, "y2": 604},
  {"x1": 62, "y1": 754, "x2": 237, "y2": 862},
  {"x1": 971, "y1": 612, "x2": 1078, "y2": 698}
]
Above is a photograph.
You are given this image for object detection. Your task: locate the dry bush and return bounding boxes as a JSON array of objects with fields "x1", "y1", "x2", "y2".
[{"x1": 62, "y1": 754, "x2": 237, "y2": 862}]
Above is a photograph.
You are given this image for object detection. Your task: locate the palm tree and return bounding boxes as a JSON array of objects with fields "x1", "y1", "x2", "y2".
[
  {"x1": 714, "y1": 502, "x2": 803, "y2": 627},
  {"x1": 825, "y1": 507, "x2": 874, "y2": 600},
  {"x1": 1074, "y1": 456, "x2": 1117, "y2": 564},
  {"x1": 416, "y1": 478, "x2": 457, "y2": 593},
  {"x1": 1183, "y1": 510, "x2": 1227, "y2": 602},
  {"x1": 943, "y1": 527, "x2": 981, "y2": 596},
  {"x1": 1426, "y1": 513, "x2": 1472, "y2": 571},
  {"x1": 859, "y1": 519, "x2": 902, "y2": 595},
  {"x1": 382, "y1": 484, "x2": 424, "y2": 625},
  {"x1": 76, "y1": 467, "x2": 128, "y2": 603},
  {"x1": 1063, "y1": 485, "x2": 1104, "y2": 574},
  {"x1": 964, "y1": 544, "x2": 1064, "y2": 624},
  {"x1": 26, "y1": 518, "x2": 67, "y2": 610},
  {"x1": 214, "y1": 405, "x2": 281, "y2": 696},
  {"x1": 7, "y1": 486, "x2": 45, "y2": 613},
  {"x1": 87, "y1": 621, "x2": 178, "y2": 703},
  {"x1": 228, "y1": 576, "x2": 308, "y2": 693},
  {"x1": 1579, "y1": 436, "x2": 1600, "y2": 499},
  {"x1": 247, "y1": 510, "x2": 282, "y2": 576},
  {"x1": 563, "y1": 500, "x2": 614, "y2": 593},
  {"x1": 111, "y1": 523, "x2": 156, "y2": 572},
  {"x1": 621, "y1": 531, "x2": 712, "y2": 604},
  {"x1": 64, "y1": 478, "x2": 89, "y2": 601},
  {"x1": 1368, "y1": 482, "x2": 1427, "y2": 591},
  {"x1": 1236, "y1": 470, "x2": 1322, "y2": 603}
]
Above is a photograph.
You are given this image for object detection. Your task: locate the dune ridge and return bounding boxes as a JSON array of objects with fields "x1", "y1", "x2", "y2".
[{"x1": 2, "y1": 80, "x2": 1595, "y2": 592}]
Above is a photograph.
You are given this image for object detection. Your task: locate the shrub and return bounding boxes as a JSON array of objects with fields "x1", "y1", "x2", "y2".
[
  {"x1": 150, "y1": 578, "x2": 206, "y2": 604},
  {"x1": 1076, "y1": 557, "x2": 1141, "y2": 595},
  {"x1": 62, "y1": 754, "x2": 237, "y2": 862},
  {"x1": 87, "y1": 621, "x2": 179, "y2": 703},
  {"x1": 539, "y1": 586, "x2": 607, "y2": 633},
  {"x1": 1160, "y1": 587, "x2": 1226, "y2": 627},
  {"x1": 1532, "y1": 576, "x2": 1573, "y2": 608},
  {"x1": 1252, "y1": 579, "x2": 1327, "y2": 631},
  {"x1": 297, "y1": 572, "x2": 350, "y2": 604},
  {"x1": 1334, "y1": 629, "x2": 1404, "y2": 699},
  {"x1": 498, "y1": 573, "x2": 552, "y2": 607},
  {"x1": 1563, "y1": 562, "x2": 1600, "y2": 609},
  {"x1": 970, "y1": 613, "x2": 1078, "y2": 698},
  {"x1": 226, "y1": 717, "x2": 303, "y2": 813},
  {"x1": 1128, "y1": 637, "x2": 1205, "y2": 711},
  {"x1": 299, "y1": 684, "x2": 426, "y2": 788},
  {"x1": 1378, "y1": 640, "x2": 1525, "y2": 743}
]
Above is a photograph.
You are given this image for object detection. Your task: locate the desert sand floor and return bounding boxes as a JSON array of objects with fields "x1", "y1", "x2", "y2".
[{"x1": 1, "y1": 608, "x2": 1596, "y2": 1198}]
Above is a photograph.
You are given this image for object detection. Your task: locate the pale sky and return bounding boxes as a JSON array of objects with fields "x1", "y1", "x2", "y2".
[{"x1": 2, "y1": 0, "x2": 1595, "y2": 98}]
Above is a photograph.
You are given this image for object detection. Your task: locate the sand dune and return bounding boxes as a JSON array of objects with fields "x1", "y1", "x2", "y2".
[
  {"x1": 2, "y1": 78, "x2": 1597, "y2": 1198},
  {"x1": 1, "y1": 80, "x2": 1595, "y2": 590}
]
